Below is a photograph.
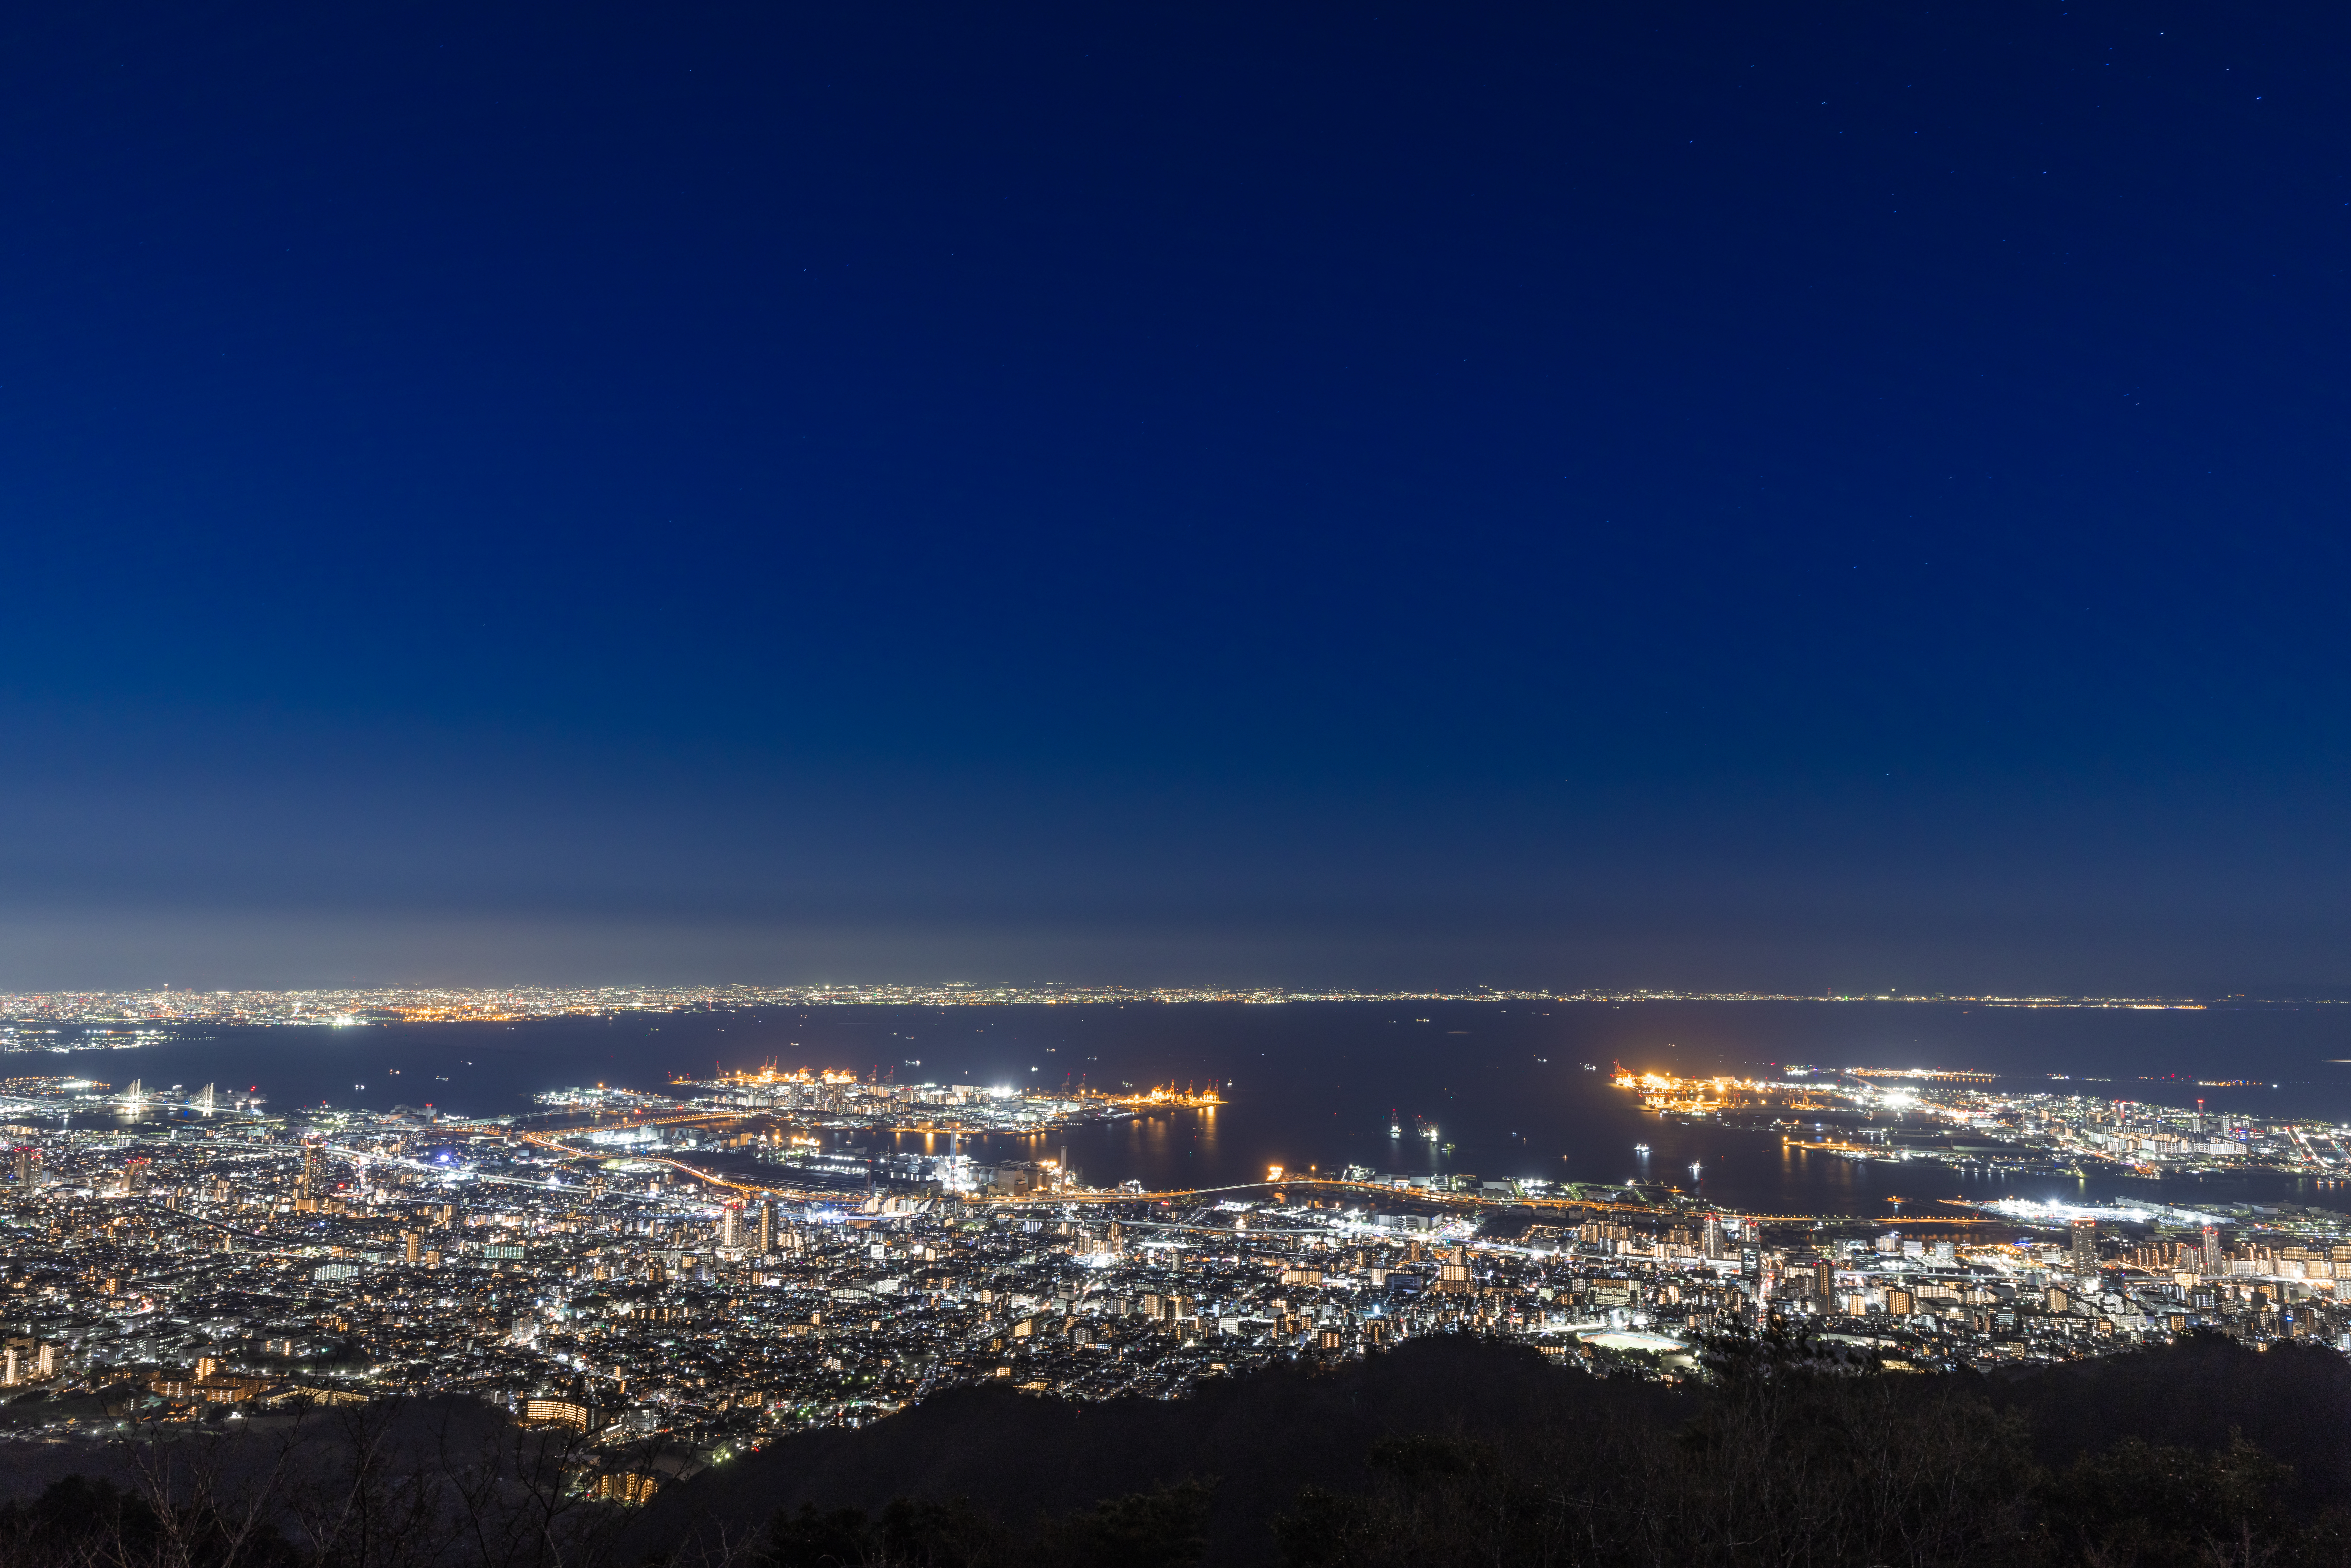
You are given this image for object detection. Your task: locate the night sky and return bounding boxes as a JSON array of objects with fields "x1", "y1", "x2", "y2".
[{"x1": 2, "y1": 2, "x2": 2344, "y2": 994}]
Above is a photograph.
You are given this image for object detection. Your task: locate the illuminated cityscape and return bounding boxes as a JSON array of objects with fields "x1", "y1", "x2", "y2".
[
  {"x1": 5, "y1": 1054, "x2": 2349, "y2": 1465},
  {"x1": 0, "y1": 983, "x2": 2256, "y2": 1035},
  {"x1": 7, "y1": 0, "x2": 2348, "y2": 1554}
]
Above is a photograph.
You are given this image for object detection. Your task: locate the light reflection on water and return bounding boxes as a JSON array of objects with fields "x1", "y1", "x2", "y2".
[{"x1": 71, "y1": 999, "x2": 2351, "y2": 1217}]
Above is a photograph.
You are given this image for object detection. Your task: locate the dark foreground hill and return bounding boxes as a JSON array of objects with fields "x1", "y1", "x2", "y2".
[
  {"x1": 1993, "y1": 1334, "x2": 2351, "y2": 1503},
  {"x1": 9, "y1": 1335, "x2": 2351, "y2": 1566},
  {"x1": 636, "y1": 1333, "x2": 2351, "y2": 1567},
  {"x1": 635, "y1": 1337, "x2": 1682, "y2": 1563}
]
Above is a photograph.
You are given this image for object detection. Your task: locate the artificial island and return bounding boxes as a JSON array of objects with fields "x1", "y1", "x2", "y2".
[{"x1": 1, "y1": 1058, "x2": 2348, "y2": 1473}]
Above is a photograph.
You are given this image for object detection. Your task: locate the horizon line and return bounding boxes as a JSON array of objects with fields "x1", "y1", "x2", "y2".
[{"x1": 2, "y1": 982, "x2": 2336, "y2": 1026}]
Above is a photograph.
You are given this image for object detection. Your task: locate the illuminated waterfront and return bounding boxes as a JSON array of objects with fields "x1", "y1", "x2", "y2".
[
  {"x1": 19, "y1": 999, "x2": 2351, "y2": 1218},
  {"x1": 11, "y1": 998, "x2": 2351, "y2": 1461}
]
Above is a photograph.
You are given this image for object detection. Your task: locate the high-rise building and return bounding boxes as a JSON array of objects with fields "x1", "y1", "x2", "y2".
[
  {"x1": 2202, "y1": 1224, "x2": 2220, "y2": 1271},
  {"x1": 757, "y1": 1202, "x2": 774, "y2": 1254},
  {"x1": 721, "y1": 1204, "x2": 741, "y2": 1248},
  {"x1": 588, "y1": 1473, "x2": 658, "y2": 1505},
  {"x1": 2070, "y1": 1218, "x2": 2097, "y2": 1274}
]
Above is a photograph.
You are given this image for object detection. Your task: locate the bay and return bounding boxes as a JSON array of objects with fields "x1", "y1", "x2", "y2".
[{"x1": 38, "y1": 998, "x2": 2351, "y2": 1219}]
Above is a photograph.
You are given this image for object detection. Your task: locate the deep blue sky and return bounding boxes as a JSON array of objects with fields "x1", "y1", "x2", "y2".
[{"x1": 2, "y1": 1, "x2": 2345, "y2": 994}]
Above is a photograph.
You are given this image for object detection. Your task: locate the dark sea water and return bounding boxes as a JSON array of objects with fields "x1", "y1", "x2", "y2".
[{"x1": 55, "y1": 999, "x2": 2351, "y2": 1219}]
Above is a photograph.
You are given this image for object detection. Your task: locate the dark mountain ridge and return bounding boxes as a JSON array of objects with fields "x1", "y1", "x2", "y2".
[{"x1": 639, "y1": 1333, "x2": 2351, "y2": 1565}]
